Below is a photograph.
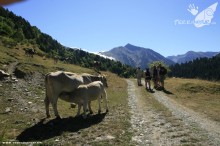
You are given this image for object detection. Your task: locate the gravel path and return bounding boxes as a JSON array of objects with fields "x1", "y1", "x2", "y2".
[
  {"x1": 127, "y1": 79, "x2": 220, "y2": 146},
  {"x1": 153, "y1": 91, "x2": 220, "y2": 145}
]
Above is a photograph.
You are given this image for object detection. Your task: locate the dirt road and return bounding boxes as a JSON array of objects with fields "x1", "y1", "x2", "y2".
[{"x1": 127, "y1": 79, "x2": 220, "y2": 146}]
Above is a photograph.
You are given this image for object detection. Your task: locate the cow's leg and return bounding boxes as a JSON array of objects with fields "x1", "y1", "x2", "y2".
[
  {"x1": 88, "y1": 101, "x2": 93, "y2": 114},
  {"x1": 51, "y1": 96, "x2": 60, "y2": 118},
  {"x1": 44, "y1": 96, "x2": 50, "y2": 118},
  {"x1": 76, "y1": 104, "x2": 82, "y2": 117},
  {"x1": 98, "y1": 96, "x2": 101, "y2": 114},
  {"x1": 103, "y1": 91, "x2": 109, "y2": 113},
  {"x1": 83, "y1": 101, "x2": 88, "y2": 119}
]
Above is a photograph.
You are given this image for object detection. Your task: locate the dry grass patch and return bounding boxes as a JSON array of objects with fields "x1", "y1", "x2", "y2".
[
  {"x1": 0, "y1": 45, "x2": 93, "y2": 75},
  {"x1": 165, "y1": 78, "x2": 220, "y2": 122}
]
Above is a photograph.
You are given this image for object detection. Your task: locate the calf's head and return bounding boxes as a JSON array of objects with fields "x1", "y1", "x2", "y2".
[{"x1": 99, "y1": 75, "x2": 108, "y2": 87}]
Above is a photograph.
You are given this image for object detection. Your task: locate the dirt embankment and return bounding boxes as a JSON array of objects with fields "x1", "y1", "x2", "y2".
[{"x1": 127, "y1": 79, "x2": 220, "y2": 146}]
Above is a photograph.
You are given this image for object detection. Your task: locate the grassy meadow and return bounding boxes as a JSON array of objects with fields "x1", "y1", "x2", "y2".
[{"x1": 165, "y1": 77, "x2": 220, "y2": 122}]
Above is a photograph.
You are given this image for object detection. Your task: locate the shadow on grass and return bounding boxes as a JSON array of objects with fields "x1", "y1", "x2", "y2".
[
  {"x1": 163, "y1": 89, "x2": 173, "y2": 95},
  {"x1": 146, "y1": 88, "x2": 155, "y2": 93},
  {"x1": 155, "y1": 86, "x2": 174, "y2": 95},
  {"x1": 16, "y1": 113, "x2": 107, "y2": 142}
]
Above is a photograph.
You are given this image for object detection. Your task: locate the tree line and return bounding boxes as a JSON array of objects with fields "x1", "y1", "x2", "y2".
[
  {"x1": 0, "y1": 7, "x2": 136, "y2": 78},
  {"x1": 168, "y1": 54, "x2": 220, "y2": 81}
]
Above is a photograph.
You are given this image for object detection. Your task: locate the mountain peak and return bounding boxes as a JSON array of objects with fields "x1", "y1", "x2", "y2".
[
  {"x1": 124, "y1": 43, "x2": 133, "y2": 47},
  {"x1": 101, "y1": 44, "x2": 174, "y2": 69},
  {"x1": 186, "y1": 51, "x2": 196, "y2": 54},
  {"x1": 124, "y1": 43, "x2": 143, "y2": 51}
]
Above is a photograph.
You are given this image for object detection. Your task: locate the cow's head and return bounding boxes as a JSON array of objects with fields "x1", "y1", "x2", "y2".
[{"x1": 99, "y1": 75, "x2": 108, "y2": 87}]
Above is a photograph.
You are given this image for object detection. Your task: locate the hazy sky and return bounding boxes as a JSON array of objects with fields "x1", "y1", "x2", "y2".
[{"x1": 4, "y1": 0, "x2": 220, "y2": 57}]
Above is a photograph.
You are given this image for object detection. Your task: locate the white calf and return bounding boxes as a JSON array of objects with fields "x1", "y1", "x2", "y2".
[{"x1": 60, "y1": 81, "x2": 109, "y2": 118}]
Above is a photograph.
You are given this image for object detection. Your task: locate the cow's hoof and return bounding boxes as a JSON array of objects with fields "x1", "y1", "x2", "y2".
[
  {"x1": 106, "y1": 109, "x2": 109, "y2": 113},
  {"x1": 75, "y1": 114, "x2": 80, "y2": 117},
  {"x1": 70, "y1": 103, "x2": 76, "y2": 108},
  {"x1": 56, "y1": 116, "x2": 61, "y2": 120},
  {"x1": 98, "y1": 110, "x2": 101, "y2": 114},
  {"x1": 89, "y1": 111, "x2": 94, "y2": 114},
  {"x1": 46, "y1": 114, "x2": 51, "y2": 118}
]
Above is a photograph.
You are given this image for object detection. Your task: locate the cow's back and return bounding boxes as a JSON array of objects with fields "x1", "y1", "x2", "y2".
[
  {"x1": 86, "y1": 81, "x2": 105, "y2": 101},
  {"x1": 45, "y1": 71, "x2": 84, "y2": 97},
  {"x1": 70, "y1": 81, "x2": 104, "y2": 102}
]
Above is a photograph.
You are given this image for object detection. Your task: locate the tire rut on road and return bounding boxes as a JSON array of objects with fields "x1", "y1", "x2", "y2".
[
  {"x1": 127, "y1": 79, "x2": 219, "y2": 146},
  {"x1": 153, "y1": 91, "x2": 220, "y2": 145}
]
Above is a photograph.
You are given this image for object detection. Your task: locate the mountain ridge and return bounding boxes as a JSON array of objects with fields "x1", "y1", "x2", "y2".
[
  {"x1": 167, "y1": 51, "x2": 219, "y2": 64},
  {"x1": 101, "y1": 44, "x2": 174, "y2": 69},
  {"x1": 101, "y1": 43, "x2": 219, "y2": 68}
]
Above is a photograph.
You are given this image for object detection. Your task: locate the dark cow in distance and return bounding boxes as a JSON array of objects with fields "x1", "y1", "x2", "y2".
[{"x1": 24, "y1": 48, "x2": 36, "y2": 57}]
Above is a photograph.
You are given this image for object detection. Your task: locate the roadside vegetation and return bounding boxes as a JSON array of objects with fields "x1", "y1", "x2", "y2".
[{"x1": 165, "y1": 78, "x2": 220, "y2": 122}]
